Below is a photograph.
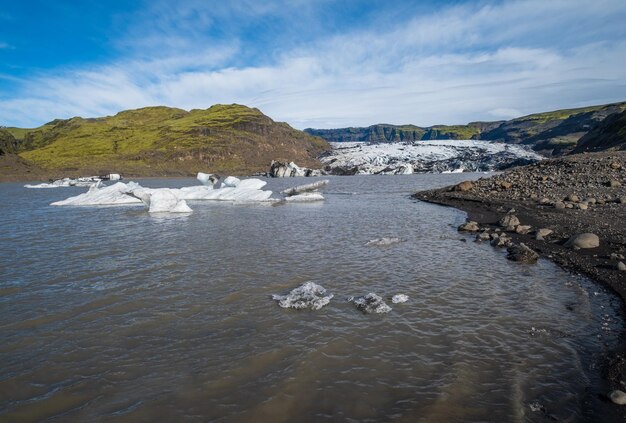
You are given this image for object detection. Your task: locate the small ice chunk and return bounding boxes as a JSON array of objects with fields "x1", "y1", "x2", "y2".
[
  {"x1": 366, "y1": 237, "x2": 403, "y2": 247},
  {"x1": 272, "y1": 282, "x2": 333, "y2": 310},
  {"x1": 221, "y1": 176, "x2": 241, "y2": 188},
  {"x1": 349, "y1": 293, "x2": 392, "y2": 314},
  {"x1": 282, "y1": 180, "x2": 329, "y2": 196},
  {"x1": 392, "y1": 294, "x2": 409, "y2": 304},
  {"x1": 197, "y1": 172, "x2": 218, "y2": 187},
  {"x1": 285, "y1": 193, "x2": 325, "y2": 202}
]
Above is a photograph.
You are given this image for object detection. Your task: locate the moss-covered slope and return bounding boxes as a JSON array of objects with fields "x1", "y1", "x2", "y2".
[{"x1": 8, "y1": 104, "x2": 330, "y2": 177}]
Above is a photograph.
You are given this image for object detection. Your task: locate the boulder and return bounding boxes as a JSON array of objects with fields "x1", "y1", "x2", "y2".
[
  {"x1": 610, "y1": 390, "x2": 626, "y2": 405},
  {"x1": 554, "y1": 202, "x2": 566, "y2": 209},
  {"x1": 499, "y1": 214, "x2": 520, "y2": 228},
  {"x1": 565, "y1": 233, "x2": 600, "y2": 249},
  {"x1": 515, "y1": 225, "x2": 532, "y2": 235},
  {"x1": 500, "y1": 181, "x2": 512, "y2": 189},
  {"x1": 536, "y1": 228, "x2": 553, "y2": 238},
  {"x1": 607, "y1": 180, "x2": 622, "y2": 188},
  {"x1": 618, "y1": 262, "x2": 626, "y2": 271},
  {"x1": 506, "y1": 243, "x2": 539, "y2": 263},
  {"x1": 452, "y1": 181, "x2": 474, "y2": 192},
  {"x1": 577, "y1": 203, "x2": 588, "y2": 210},
  {"x1": 458, "y1": 221, "x2": 480, "y2": 232}
]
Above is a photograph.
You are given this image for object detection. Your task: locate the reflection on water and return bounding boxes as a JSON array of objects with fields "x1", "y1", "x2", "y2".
[{"x1": 0, "y1": 174, "x2": 623, "y2": 422}]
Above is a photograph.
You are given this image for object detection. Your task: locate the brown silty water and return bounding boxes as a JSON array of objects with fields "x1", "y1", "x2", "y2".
[{"x1": 0, "y1": 174, "x2": 623, "y2": 422}]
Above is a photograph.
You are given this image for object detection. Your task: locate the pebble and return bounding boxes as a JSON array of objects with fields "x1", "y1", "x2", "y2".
[
  {"x1": 610, "y1": 390, "x2": 626, "y2": 405},
  {"x1": 618, "y1": 262, "x2": 626, "y2": 271}
]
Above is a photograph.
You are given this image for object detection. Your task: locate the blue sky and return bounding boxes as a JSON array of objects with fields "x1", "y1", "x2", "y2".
[{"x1": 1, "y1": 0, "x2": 626, "y2": 128}]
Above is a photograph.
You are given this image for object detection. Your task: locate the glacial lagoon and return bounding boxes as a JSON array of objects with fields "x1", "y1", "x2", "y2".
[{"x1": 0, "y1": 174, "x2": 623, "y2": 422}]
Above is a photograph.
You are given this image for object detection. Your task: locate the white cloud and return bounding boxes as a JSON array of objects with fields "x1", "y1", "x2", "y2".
[{"x1": 2, "y1": 0, "x2": 626, "y2": 128}]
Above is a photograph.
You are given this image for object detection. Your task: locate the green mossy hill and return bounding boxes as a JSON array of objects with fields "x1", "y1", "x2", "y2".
[
  {"x1": 480, "y1": 102, "x2": 626, "y2": 155},
  {"x1": 11, "y1": 104, "x2": 330, "y2": 177},
  {"x1": 0, "y1": 128, "x2": 19, "y2": 155},
  {"x1": 306, "y1": 101, "x2": 626, "y2": 157},
  {"x1": 573, "y1": 110, "x2": 626, "y2": 153}
]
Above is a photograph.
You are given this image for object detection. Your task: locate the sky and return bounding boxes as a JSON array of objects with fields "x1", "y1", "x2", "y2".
[{"x1": 1, "y1": 0, "x2": 626, "y2": 129}]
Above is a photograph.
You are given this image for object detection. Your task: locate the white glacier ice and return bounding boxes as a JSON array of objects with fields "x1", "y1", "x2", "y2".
[
  {"x1": 391, "y1": 294, "x2": 409, "y2": 304},
  {"x1": 127, "y1": 187, "x2": 193, "y2": 213},
  {"x1": 348, "y1": 293, "x2": 392, "y2": 314},
  {"x1": 321, "y1": 140, "x2": 543, "y2": 174},
  {"x1": 221, "y1": 176, "x2": 241, "y2": 188},
  {"x1": 272, "y1": 282, "x2": 334, "y2": 310}
]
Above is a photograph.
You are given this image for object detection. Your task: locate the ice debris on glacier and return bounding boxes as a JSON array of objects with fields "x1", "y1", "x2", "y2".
[
  {"x1": 321, "y1": 140, "x2": 543, "y2": 175},
  {"x1": 366, "y1": 237, "x2": 404, "y2": 247},
  {"x1": 272, "y1": 282, "x2": 334, "y2": 310},
  {"x1": 348, "y1": 293, "x2": 392, "y2": 314},
  {"x1": 391, "y1": 294, "x2": 409, "y2": 304}
]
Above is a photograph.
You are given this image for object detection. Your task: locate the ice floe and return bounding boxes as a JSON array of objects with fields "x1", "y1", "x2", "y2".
[
  {"x1": 50, "y1": 174, "x2": 329, "y2": 212},
  {"x1": 282, "y1": 180, "x2": 329, "y2": 196},
  {"x1": 25, "y1": 174, "x2": 121, "y2": 189},
  {"x1": 348, "y1": 293, "x2": 392, "y2": 314},
  {"x1": 50, "y1": 182, "x2": 142, "y2": 206},
  {"x1": 391, "y1": 294, "x2": 409, "y2": 304},
  {"x1": 272, "y1": 282, "x2": 334, "y2": 310},
  {"x1": 366, "y1": 237, "x2": 404, "y2": 247}
]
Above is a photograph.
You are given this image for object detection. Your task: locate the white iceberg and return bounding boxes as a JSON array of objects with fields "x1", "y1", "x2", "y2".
[
  {"x1": 348, "y1": 293, "x2": 392, "y2": 314},
  {"x1": 272, "y1": 282, "x2": 334, "y2": 310},
  {"x1": 366, "y1": 237, "x2": 404, "y2": 247},
  {"x1": 50, "y1": 182, "x2": 142, "y2": 206},
  {"x1": 26, "y1": 174, "x2": 122, "y2": 188},
  {"x1": 127, "y1": 187, "x2": 193, "y2": 213},
  {"x1": 391, "y1": 294, "x2": 409, "y2": 304}
]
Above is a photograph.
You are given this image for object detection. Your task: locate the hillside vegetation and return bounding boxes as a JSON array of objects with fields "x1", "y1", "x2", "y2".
[
  {"x1": 306, "y1": 102, "x2": 626, "y2": 156},
  {"x1": 5, "y1": 104, "x2": 330, "y2": 178}
]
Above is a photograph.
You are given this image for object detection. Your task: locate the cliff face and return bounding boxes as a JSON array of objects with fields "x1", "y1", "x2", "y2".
[
  {"x1": 572, "y1": 110, "x2": 626, "y2": 154},
  {"x1": 306, "y1": 102, "x2": 626, "y2": 156},
  {"x1": 6, "y1": 104, "x2": 330, "y2": 178}
]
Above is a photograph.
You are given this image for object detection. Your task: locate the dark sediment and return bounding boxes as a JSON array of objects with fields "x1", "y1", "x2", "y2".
[{"x1": 414, "y1": 151, "x2": 626, "y2": 419}]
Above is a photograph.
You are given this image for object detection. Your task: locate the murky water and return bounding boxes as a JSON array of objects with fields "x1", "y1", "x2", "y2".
[{"x1": 0, "y1": 174, "x2": 623, "y2": 422}]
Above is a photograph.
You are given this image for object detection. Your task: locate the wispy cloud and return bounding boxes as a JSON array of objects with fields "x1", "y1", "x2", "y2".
[{"x1": 2, "y1": 0, "x2": 626, "y2": 128}]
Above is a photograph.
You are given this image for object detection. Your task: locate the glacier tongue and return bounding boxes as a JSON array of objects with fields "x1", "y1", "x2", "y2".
[{"x1": 321, "y1": 140, "x2": 543, "y2": 175}]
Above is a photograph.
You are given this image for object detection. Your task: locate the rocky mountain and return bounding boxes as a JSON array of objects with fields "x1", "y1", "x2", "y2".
[
  {"x1": 3, "y1": 104, "x2": 330, "y2": 179},
  {"x1": 306, "y1": 102, "x2": 626, "y2": 156},
  {"x1": 572, "y1": 109, "x2": 626, "y2": 154}
]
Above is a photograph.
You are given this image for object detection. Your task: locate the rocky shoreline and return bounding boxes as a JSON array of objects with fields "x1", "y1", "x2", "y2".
[{"x1": 414, "y1": 150, "x2": 626, "y2": 415}]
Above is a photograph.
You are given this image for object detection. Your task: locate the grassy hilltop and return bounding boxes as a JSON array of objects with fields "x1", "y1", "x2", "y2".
[{"x1": 1, "y1": 104, "x2": 330, "y2": 179}]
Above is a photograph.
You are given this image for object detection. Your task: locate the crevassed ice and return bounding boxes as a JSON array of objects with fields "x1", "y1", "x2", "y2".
[
  {"x1": 272, "y1": 282, "x2": 334, "y2": 310},
  {"x1": 349, "y1": 293, "x2": 392, "y2": 314}
]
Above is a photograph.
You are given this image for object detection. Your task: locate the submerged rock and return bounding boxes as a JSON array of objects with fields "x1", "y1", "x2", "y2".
[
  {"x1": 272, "y1": 282, "x2": 333, "y2": 310},
  {"x1": 349, "y1": 293, "x2": 392, "y2": 314}
]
